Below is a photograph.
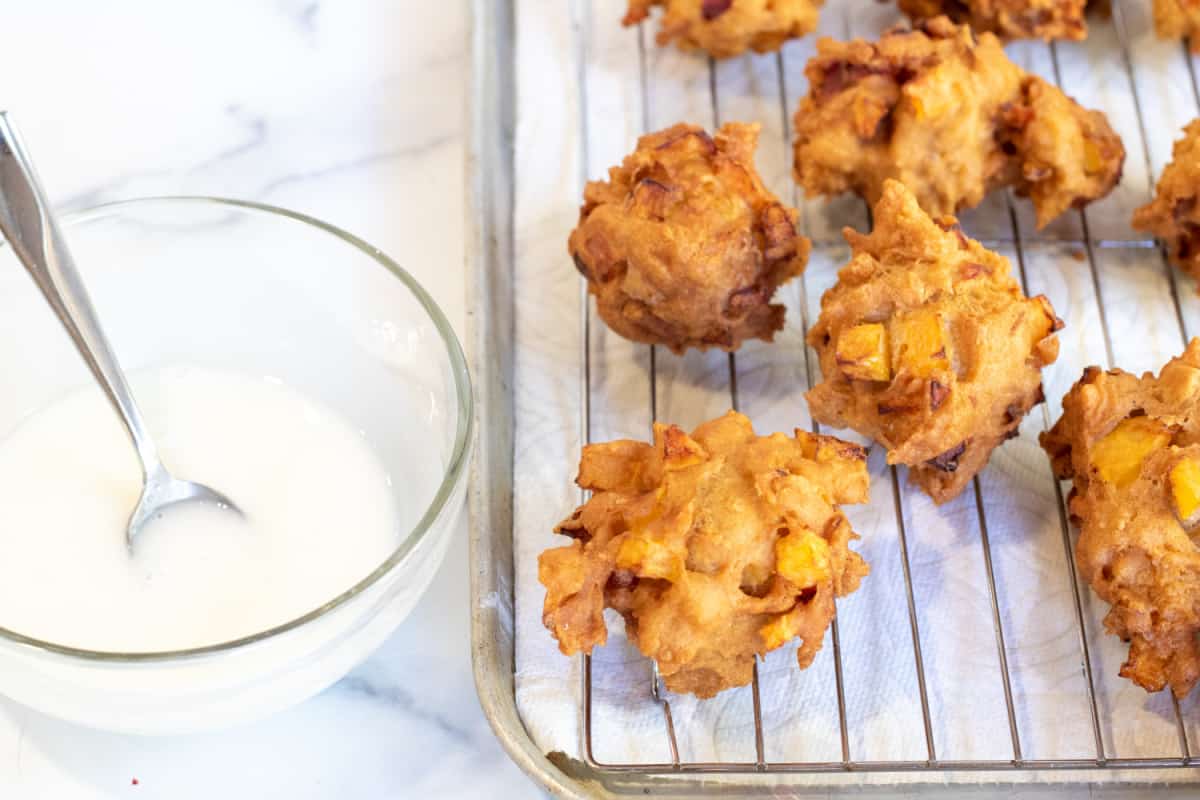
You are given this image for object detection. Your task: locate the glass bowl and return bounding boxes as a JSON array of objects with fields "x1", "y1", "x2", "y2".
[{"x1": 0, "y1": 197, "x2": 472, "y2": 734}]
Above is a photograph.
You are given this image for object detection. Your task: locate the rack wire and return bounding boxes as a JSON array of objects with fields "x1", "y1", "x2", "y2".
[{"x1": 567, "y1": 0, "x2": 1200, "y2": 776}]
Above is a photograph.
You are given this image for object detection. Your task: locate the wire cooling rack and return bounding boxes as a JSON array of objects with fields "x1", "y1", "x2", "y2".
[{"x1": 549, "y1": 0, "x2": 1200, "y2": 777}]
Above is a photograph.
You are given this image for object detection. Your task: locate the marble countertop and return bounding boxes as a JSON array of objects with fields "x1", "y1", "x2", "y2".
[{"x1": 0, "y1": 2, "x2": 538, "y2": 798}]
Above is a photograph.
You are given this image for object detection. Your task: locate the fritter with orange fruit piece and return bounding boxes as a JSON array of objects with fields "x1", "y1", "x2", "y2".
[
  {"x1": 792, "y1": 16, "x2": 1124, "y2": 228},
  {"x1": 538, "y1": 410, "x2": 869, "y2": 698},
  {"x1": 569, "y1": 122, "x2": 809, "y2": 354},
  {"x1": 807, "y1": 180, "x2": 1061, "y2": 504},
  {"x1": 623, "y1": 0, "x2": 823, "y2": 59},
  {"x1": 1042, "y1": 340, "x2": 1200, "y2": 698},
  {"x1": 898, "y1": 0, "x2": 1088, "y2": 41}
]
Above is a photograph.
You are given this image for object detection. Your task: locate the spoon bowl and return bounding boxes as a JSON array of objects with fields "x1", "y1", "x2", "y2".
[{"x1": 127, "y1": 465, "x2": 243, "y2": 550}]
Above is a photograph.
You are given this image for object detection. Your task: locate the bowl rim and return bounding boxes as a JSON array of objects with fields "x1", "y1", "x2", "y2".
[{"x1": 0, "y1": 195, "x2": 475, "y2": 662}]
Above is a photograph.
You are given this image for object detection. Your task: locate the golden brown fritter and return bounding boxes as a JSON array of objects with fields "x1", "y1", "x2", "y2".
[
  {"x1": 569, "y1": 122, "x2": 809, "y2": 355},
  {"x1": 1041, "y1": 340, "x2": 1200, "y2": 698},
  {"x1": 807, "y1": 180, "x2": 1061, "y2": 504},
  {"x1": 1133, "y1": 120, "x2": 1200, "y2": 288},
  {"x1": 792, "y1": 16, "x2": 1124, "y2": 228},
  {"x1": 539, "y1": 411, "x2": 869, "y2": 698},
  {"x1": 898, "y1": 0, "x2": 1088, "y2": 41},
  {"x1": 1153, "y1": 0, "x2": 1200, "y2": 52},
  {"x1": 623, "y1": 0, "x2": 823, "y2": 59}
]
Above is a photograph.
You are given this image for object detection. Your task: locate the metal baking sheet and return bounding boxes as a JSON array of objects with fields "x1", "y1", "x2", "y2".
[{"x1": 468, "y1": 0, "x2": 1200, "y2": 795}]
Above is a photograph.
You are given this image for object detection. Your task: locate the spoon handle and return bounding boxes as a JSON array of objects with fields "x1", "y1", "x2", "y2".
[{"x1": 0, "y1": 112, "x2": 161, "y2": 476}]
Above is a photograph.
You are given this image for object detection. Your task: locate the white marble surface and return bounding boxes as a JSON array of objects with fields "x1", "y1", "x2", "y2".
[{"x1": 0, "y1": 2, "x2": 538, "y2": 798}]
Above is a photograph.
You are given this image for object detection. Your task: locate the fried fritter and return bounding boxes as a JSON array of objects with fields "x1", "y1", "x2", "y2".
[
  {"x1": 1133, "y1": 120, "x2": 1200, "y2": 287},
  {"x1": 807, "y1": 180, "x2": 1061, "y2": 504},
  {"x1": 539, "y1": 411, "x2": 869, "y2": 698},
  {"x1": 898, "y1": 0, "x2": 1088, "y2": 41},
  {"x1": 623, "y1": 0, "x2": 823, "y2": 58},
  {"x1": 569, "y1": 122, "x2": 809, "y2": 355},
  {"x1": 792, "y1": 16, "x2": 1124, "y2": 228},
  {"x1": 1153, "y1": 0, "x2": 1200, "y2": 52},
  {"x1": 1041, "y1": 340, "x2": 1200, "y2": 698}
]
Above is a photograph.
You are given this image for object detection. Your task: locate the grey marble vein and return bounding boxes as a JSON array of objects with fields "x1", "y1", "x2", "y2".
[
  {"x1": 257, "y1": 134, "x2": 455, "y2": 196},
  {"x1": 334, "y1": 675, "x2": 475, "y2": 746},
  {"x1": 59, "y1": 166, "x2": 179, "y2": 210},
  {"x1": 191, "y1": 104, "x2": 270, "y2": 169},
  {"x1": 299, "y1": 1, "x2": 319, "y2": 36}
]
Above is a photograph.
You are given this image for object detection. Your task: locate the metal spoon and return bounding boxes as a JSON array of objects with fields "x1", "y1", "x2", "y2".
[{"x1": 0, "y1": 112, "x2": 242, "y2": 548}]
